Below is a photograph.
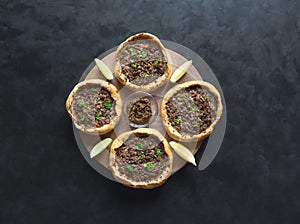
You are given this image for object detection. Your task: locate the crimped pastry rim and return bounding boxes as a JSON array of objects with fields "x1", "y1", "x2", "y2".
[
  {"x1": 66, "y1": 79, "x2": 122, "y2": 135},
  {"x1": 161, "y1": 81, "x2": 223, "y2": 142},
  {"x1": 114, "y1": 33, "x2": 172, "y2": 92},
  {"x1": 109, "y1": 128, "x2": 173, "y2": 189}
]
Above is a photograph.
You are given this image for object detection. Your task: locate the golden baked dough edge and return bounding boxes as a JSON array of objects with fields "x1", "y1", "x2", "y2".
[
  {"x1": 114, "y1": 33, "x2": 172, "y2": 92},
  {"x1": 161, "y1": 81, "x2": 223, "y2": 142},
  {"x1": 66, "y1": 79, "x2": 122, "y2": 135},
  {"x1": 109, "y1": 128, "x2": 173, "y2": 189}
]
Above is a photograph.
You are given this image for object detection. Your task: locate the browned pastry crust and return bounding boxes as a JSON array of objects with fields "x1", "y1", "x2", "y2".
[
  {"x1": 109, "y1": 128, "x2": 173, "y2": 189},
  {"x1": 114, "y1": 33, "x2": 172, "y2": 92},
  {"x1": 66, "y1": 79, "x2": 122, "y2": 135},
  {"x1": 161, "y1": 81, "x2": 223, "y2": 142}
]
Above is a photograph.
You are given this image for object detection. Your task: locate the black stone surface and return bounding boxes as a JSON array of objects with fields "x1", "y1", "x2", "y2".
[{"x1": 1, "y1": 0, "x2": 299, "y2": 223}]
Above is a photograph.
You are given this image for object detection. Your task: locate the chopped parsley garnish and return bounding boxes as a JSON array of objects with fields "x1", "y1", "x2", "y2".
[
  {"x1": 145, "y1": 73, "x2": 150, "y2": 79},
  {"x1": 174, "y1": 118, "x2": 180, "y2": 124},
  {"x1": 126, "y1": 164, "x2": 134, "y2": 172},
  {"x1": 205, "y1": 93, "x2": 211, "y2": 100},
  {"x1": 139, "y1": 155, "x2": 145, "y2": 160},
  {"x1": 143, "y1": 162, "x2": 154, "y2": 171},
  {"x1": 80, "y1": 101, "x2": 88, "y2": 108},
  {"x1": 130, "y1": 49, "x2": 137, "y2": 56},
  {"x1": 90, "y1": 88, "x2": 95, "y2": 94},
  {"x1": 95, "y1": 113, "x2": 101, "y2": 120},
  {"x1": 190, "y1": 104, "x2": 196, "y2": 111},
  {"x1": 136, "y1": 142, "x2": 142, "y2": 150},
  {"x1": 177, "y1": 96, "x2": 183, "y2": 102},
  {"x1": 104, "y1": 101, "x2": 111, "y2": 109},
  {"x1": 156, "y1": 149, "x2": 161, "y2": 157},
  {"x1": 140, "y1": 51, "x2": 147, "y2": 58},
  {"x1": 131, "y1": 63, "x2": 137, "y2": 68},
  {"x1": 153, "y1": 59, "x2": 159, "y2": 66},
  {"x1": 80, "y1": 115, "x2": 85, "y2": 121},
  {"x1": 194, "y1": 122, "x2": 199, "y2": 127}
]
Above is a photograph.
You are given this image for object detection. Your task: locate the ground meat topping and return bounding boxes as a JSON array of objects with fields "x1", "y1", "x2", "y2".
[
  {"x1": 119, "y1": 39, "x2": 168, "y2": 85},
  {"x1": 115, "y1": 133, "x2": 169, "y2": 182},
  {"x1": 71, "y1": 84, "x2": 116, "y2": 129},
  {"x1": 128, "y1": 97, "x2": 152, "y2": 125},
  {"x1": 166, "y1": 85, "x2": 217, "y2": 136}
]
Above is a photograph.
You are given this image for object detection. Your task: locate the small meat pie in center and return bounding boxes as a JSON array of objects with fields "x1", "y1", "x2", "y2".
[
  {"x1": 128, "y1": 97, "x2": 152, "y2": 126},
  {"x1": 114, "y1": 33, "x2": 172, "y2": 92},
  {"x1": 109, "y1": 128, "x2": 173, "y2": 189},
  {"x1": 161, "y1": 81, "x2": 223, "y2": 142},
  {"x1": 66, "y1": 79, "x2": 122, "y2": 135}
]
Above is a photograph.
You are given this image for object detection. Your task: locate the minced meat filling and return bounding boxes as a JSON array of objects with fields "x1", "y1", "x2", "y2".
[
  {"x1": 119, "y1": 39, "x2": 168, "y2": 85},
  {"x1": 71, "y1": 85, "x2": 116, "y2": 129},
  {"x1": 128, "y1": 97, "x2": 152, "y2": 125},
  {"x1": 166, "y1": 86, "x2": 217, "y2": 135},
  {"x1": 115, "y1": 133, "x2": 169, "y2": 182}
]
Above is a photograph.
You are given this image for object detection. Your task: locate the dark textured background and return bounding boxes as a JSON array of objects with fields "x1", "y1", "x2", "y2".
[{"x1": 1, "y1": 0, "x2": 299, "y2": 223}]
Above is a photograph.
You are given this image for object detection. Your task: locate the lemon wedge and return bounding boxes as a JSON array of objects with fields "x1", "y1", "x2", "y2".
[
  {"x1": 170, "y1": 60, "x2": 192, "y2": 83},
  {"x1": 94, "y1": 58, "x2": 113, "y2": 80},
  {"x1": 90, "y1": 138, "x2": 112, "y2": 159},
  {"x1": 169, "y1": 141, "x2": 196, "y2": 166}
]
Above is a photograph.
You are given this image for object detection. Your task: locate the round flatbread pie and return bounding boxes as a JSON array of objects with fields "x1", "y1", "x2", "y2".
[
  {"x1": 114, "y1": 33, "x2": 172, "y2": 92},
  {"x1": 66, "y1": 79, "x2": 122, "y2": 135},
  {"x1": 161, "y1": 81, "x2": 223, "y2": 142},
  {"x1": 109, "y1": 128, "x2": 173, "y2": 189}
]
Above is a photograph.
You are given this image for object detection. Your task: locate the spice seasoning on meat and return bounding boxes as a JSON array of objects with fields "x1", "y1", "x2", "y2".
[
  {"x1": 119, "y1": 39, "x2": 168, "y2": 85},
  {"x1": 128, "y1": 97, "x2": 152, "y2": 125},
  {"x1": 114, "y1": 134, "x2": 169, "y2": 182},
  {"x1": 71, "y1": 85, "x2": 116, "y2": 129},
  {"x1": 166, "y1": 86, "x2": 217, "y2": 135}
]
